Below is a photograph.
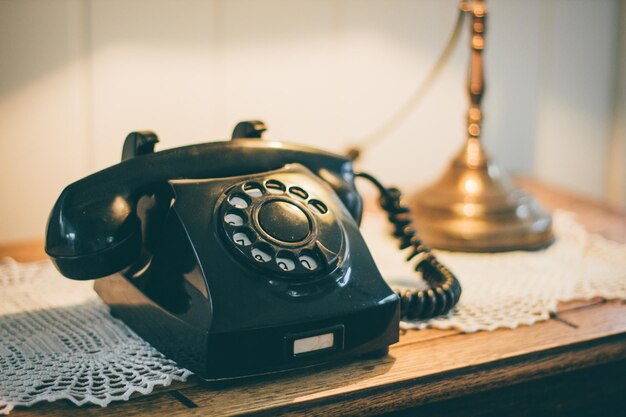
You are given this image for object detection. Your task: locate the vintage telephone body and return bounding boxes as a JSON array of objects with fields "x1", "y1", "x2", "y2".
[{"x1": 46, "y1": 121, "x2": 460, "y2": 381}]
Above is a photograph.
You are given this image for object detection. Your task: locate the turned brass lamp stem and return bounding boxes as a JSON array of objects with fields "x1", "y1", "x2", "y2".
[
  {"x1": 410, "y1": 0, "x2": 553, "y2": 252},
  {"x1": 464, "y1": 0, "x2": 486, "y2": 168},
  {"x1": 467, "y1": 0, "x2": 485, "y2": 136}
]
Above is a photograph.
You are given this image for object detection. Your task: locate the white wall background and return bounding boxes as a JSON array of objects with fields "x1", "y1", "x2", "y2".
[{"x1": 0, "y1": 0, "x2": 624, "y2": 243}]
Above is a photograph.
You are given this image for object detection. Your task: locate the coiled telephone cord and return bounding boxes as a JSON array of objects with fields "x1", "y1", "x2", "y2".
[{"x1": 356, "y1": 172, "x2": 462, "y2": 320}]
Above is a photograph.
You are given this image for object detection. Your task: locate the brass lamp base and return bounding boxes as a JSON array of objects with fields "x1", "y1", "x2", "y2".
[
  {"x1": 410, "y1": 139, "x2": 554, "y2": 252},
  {"x1": 408, "y1": 0, "x2": 552, "y2": 252}
]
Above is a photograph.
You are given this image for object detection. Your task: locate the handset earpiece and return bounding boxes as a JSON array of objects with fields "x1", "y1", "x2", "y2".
[
  {"x1": 46, "y1": 190, "x2": 143, "y2": 280},
  {"x1": 47, "y1": 131, "x2": 166, "y2": 280}
]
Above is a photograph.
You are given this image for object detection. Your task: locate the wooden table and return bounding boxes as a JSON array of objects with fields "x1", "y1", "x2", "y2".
[{"x1": 2, "y1": 179, "x2": 626, "y2": 417}]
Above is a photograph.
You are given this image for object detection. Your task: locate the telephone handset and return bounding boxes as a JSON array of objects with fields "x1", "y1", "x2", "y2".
[{"x1": 46, "y1": 121, "x2": 460, "y2": 381}]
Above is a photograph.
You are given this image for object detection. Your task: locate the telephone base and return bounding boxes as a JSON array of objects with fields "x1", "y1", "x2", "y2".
[{"x1": 95, "y1": 273, "x2": 399, "y2": 381}]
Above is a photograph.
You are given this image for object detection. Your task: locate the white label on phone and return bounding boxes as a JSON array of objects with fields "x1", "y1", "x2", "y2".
[{"x1": 293, "y1": 333, "x2": 334, "y2": 355}]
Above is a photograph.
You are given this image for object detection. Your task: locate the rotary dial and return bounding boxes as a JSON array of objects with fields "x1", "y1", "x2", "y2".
[{"x1": 219, "y1": 178, "x2": 344, "y2": 278}]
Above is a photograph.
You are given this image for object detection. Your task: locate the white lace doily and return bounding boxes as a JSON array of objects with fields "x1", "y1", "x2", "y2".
[
  {"x1": 0, "y1": 260, "x2": 191, "y2": 415},
  {"x1": 363, "y1": 210, "x2": 626, "y2": 331},
  {"x1": 1, "y1": 210, "x2": 625, "y2": 413}
]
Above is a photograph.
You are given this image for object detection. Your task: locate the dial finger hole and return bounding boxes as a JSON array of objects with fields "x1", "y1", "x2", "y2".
[
  {"x1": 265, "y1": 179, "x2": 286, "y2": 194},
  {"x1": 243, "y1": 182, "x2": 264, "y2": 197},
  {"x1": 308, "y1": 199, "x2": 328, "y2": 215},
  {"x1": 232, "y1": 228, "x2": 255, "y2": 247},
  {"x1": 289, "y1": 186, "x2": 308, "y2": 200},
  {"x1": 224, "y1": 210, "x2": 246, "y2": 226},
  {"x1": 228, "y1": 193, "x2": 251, "y2": 209},
  {"x1": 276, "y1": 251, "x2": 297, "y2": 272},
  {"x1": 298, "y1": 250, "x2": 320, "y2": 271},
  {"x1": 251, "y1": 242, "x2": 274, "y2": 263}
]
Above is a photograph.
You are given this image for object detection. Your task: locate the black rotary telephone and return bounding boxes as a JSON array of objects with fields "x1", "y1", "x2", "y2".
[{"x1": 45, "y1": 121, "x2": 461, "y2": 382}]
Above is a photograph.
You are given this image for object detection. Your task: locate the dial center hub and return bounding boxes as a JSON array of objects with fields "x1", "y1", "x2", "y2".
[{"x1": 257, "y1": 200, "x2": 310, "y2": 243}]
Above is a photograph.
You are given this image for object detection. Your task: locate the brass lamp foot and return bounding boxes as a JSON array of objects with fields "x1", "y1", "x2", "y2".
[{"x1": 410, "y1": 140, "x2": 553, "y2": 252}]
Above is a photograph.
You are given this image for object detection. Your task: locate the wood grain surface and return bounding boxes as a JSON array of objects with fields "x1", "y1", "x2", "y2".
[
  {"x1": 3, "y1": 178, "x2": 626, "y2": 416},
  {"x1": 12, "y1": 301, "x2": 626, "y2": 417}
]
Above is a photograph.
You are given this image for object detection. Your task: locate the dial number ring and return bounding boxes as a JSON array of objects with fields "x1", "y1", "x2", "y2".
[{"x1": 219, "y1": 178, "x2": 338, "y2": 279}]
